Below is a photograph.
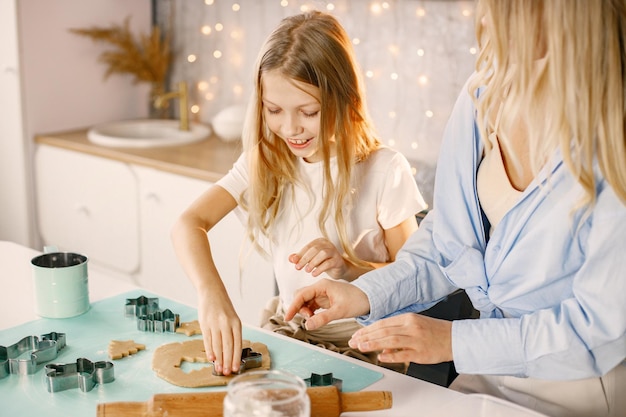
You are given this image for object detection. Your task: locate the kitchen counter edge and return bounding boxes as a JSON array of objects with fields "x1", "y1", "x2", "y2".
[{"x1": 35, "y1": 128, "x2": 242, "y2": 183}]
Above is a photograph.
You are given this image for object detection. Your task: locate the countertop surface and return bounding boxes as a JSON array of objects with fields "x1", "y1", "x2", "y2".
[
  {"x1": 35, "y1": 127, "x2": 243, "y2": 183},
  {"x1": 0, "y1": 241, "x2": 468, "y2": 417},
  {"x1": 1, "y1": 290, "x2": 388, "y2": 416},
  {"x1": 0, "y1": 241, "x2": 546, "y2": 417}
]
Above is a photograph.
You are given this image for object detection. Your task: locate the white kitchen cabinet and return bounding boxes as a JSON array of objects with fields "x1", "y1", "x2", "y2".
[
  {"x1": 133, "y1": 165, "x2": 203, "y2": 305},
  {"x1": 35, "y1": 144, "x2": 275, "y2": 325},
  {"x1": 0, "y1": 0, "x2": 31, "y2": 246},
  {"x1": 35, "y1": 145, "x2": 140, "y2": 275},
  {"x1": 134, "y1": 165, "x2": 275, "y2": 324}
]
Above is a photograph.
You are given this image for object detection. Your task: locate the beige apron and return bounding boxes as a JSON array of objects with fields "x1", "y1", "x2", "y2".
[
  {"x1": 260, "y1": 296, "x2": 407, "y2": 373},
  {"x1": 450, "y1": 361, "x2": 626, "y2": 417}
]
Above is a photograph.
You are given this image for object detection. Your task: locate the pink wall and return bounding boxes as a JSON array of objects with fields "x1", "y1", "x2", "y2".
[
  {"x1": 18, "y1": 0, "x2": 152, "y2": 135},
  {"x1": 2, "y1": 0, "x2": 152, "y2": 247}
]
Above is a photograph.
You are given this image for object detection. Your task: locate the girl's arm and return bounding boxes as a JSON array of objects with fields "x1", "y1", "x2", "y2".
[
  {"x1": 383, "y1": 216, "x2": 419, "y2": 261},
  {"x1": 289, "y1": 216, "x2": 418, "y2": 282},
  {"x1": 170, "y1": 184, "x2": 242, "y2": 376}
]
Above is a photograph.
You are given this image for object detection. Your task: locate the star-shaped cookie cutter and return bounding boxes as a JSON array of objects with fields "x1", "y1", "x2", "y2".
[
  {"x1": 125, "y1": 295, "x2": 159, "y2": 317},
  {"x1": 45, "y1": 357, "x2": 115, "y2": 393},
  {"x1": 0, "y1": 332, "x2": 66, "y2": 379},
  {"x1": 304, "y1": 372, "x2": 343, "y2": 391},
  {"x1": 212, "y1": 347, "x2": 263, "y2": 376},
  {"x1": 137, "y1": 308, "x2": 180, "y2": 333}
]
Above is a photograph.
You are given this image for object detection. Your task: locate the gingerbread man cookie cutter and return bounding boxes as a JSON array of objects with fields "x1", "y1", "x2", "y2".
[
  {"x1": 0, "y1": 332, "x2": 66, "y2": 378},
  {"x1": 45, "y1": 357, "x2": 115, "y2": 393}
]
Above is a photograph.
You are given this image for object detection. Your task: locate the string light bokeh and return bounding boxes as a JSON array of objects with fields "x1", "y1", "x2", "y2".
[{"x1": 156, "y1": 0, "x2": 477, "y2": 206}]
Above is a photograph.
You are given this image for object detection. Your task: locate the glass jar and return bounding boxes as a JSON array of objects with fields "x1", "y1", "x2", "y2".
[{"x1": 223, "y1": 369, "x2": 310, "y2": 417}]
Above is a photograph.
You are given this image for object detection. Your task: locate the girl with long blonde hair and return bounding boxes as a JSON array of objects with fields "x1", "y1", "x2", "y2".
[{"x1": 172, "y1": 10, "x2": 426, "y2": 376}]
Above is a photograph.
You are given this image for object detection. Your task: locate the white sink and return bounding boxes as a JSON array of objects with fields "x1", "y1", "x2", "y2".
[{"x1": 87, "y1": 119, "x2": 211, "y2": 148}]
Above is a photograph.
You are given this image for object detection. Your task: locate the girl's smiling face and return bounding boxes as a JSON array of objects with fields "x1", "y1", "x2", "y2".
[{"x1": 261, "y1": 70, "x2": 334, "y2": 163}]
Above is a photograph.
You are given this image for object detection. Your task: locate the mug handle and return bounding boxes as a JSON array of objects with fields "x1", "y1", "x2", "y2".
[{"x1": 43, "y1": 245, "x2": 59, "y2": 254}]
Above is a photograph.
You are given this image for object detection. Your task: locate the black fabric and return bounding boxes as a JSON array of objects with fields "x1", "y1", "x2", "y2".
[{"x1": 406, "y1": 289, "x2": 477, "y2": 387}]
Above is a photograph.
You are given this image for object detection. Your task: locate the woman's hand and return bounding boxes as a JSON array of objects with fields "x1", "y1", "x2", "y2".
[
  {"x1": 284, "y1": 278, "x2": 370, "y2": 329},
  {"x1": 348, "y1": 313, "x2": 453, "y2": 365},
  {"x1": 289, "y1": 238, "x2": 351, "y2": 279},
  {"x1": 197, "y1": 292, "x2": 242, "y2": 376}
]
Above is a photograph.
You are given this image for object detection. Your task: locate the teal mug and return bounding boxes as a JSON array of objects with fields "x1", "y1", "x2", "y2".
[{"x1": 31, "y1": 246, "x2": 90, "y2": 318}]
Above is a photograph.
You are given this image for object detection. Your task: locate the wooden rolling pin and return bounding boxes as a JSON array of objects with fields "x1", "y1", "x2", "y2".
[{"x1": 97, "y1": 385, "x2": 392, "y2": 417}]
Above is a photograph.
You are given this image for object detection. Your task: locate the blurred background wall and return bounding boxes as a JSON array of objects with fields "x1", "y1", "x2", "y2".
[{"x1": 156, "y1": 0, "x2": 477, "y2": 207}]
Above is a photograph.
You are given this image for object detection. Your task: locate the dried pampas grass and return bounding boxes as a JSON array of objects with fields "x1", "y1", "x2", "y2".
[{"x1": 70, "y1": 17, "x2": 171, "y2": 86}]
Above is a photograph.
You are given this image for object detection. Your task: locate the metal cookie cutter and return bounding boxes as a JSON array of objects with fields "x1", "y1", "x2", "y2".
[
  {"x1": 304, "y1": 373, "x2": 343, "y2": 391},
  {"x1": 212, "y1": 347, "x2": 263, "y2": 376},
  {"x1": 125, "y1": 295, "x2": 159, "y2": 318},
  {"x1": 45, "y1": 358, "x2": 115, "y2": 393},
  {"x1": 137, "y1": 309, "x2": 180, "y2": 333},
  {"x1": 0, "y1": 332, "x2": 66, "y2": 379}
]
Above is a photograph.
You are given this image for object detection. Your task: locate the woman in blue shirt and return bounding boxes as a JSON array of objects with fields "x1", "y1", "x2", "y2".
[{"x1": 285, "y1": 1, "x2": 626, "y2": 416}]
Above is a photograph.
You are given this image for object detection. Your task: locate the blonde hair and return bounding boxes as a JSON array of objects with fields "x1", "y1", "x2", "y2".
[
  {"x1": 240, "y1": 11, "x2": 380, "y2": 264},
  {"x1": 469, "y1": 0, "x2": 626, "y2": 208}
]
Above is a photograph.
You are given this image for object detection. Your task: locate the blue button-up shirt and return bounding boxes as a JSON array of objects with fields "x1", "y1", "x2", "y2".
[{"x1": 354, "y1": 82, "x2": 626, "y2": 380}]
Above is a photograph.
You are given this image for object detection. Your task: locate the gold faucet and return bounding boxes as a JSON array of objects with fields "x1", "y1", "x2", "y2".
[{"x1": 153, "y1": 81, "x2": 190, "y2": 131}]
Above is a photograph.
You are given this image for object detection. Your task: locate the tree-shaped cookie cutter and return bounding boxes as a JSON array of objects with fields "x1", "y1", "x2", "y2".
[{"x1": 0, "y1": 332, "x2": 66, "y2": 379}]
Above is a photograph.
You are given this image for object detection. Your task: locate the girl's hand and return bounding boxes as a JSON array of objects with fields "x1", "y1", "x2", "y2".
[
  {"x1": 197, "y1": 294, "x2": 242, "y2": 376},
  {"x1": 284, "y1": 278, "x2": 370, "y2": 329},
  {"x1": 348, "y1": 313, "x2": 453, "y2": 365},
  {"x1": 289, "y1": 238, "x2": 350, "y2": 279}
]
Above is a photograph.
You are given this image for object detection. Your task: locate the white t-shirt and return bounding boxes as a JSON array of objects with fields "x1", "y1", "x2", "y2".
[{"x1": 216, "y1": 146, "x2": 427, "y2": 307}]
